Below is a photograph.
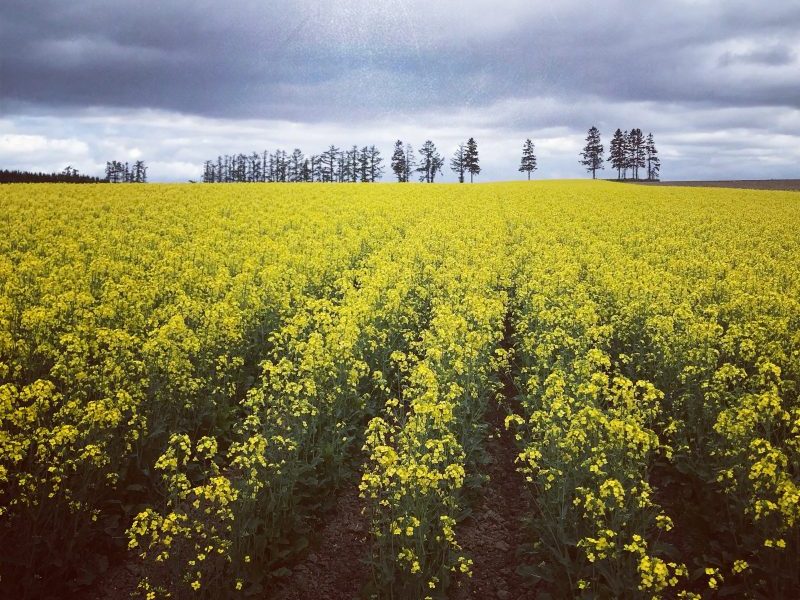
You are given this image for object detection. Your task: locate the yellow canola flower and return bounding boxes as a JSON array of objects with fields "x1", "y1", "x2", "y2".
[{"x1": 2, "y1": 181, "x2": 799, "y2": 598}]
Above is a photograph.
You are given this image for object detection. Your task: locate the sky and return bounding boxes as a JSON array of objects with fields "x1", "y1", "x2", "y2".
[{"x1": 1, "y1": 0, "x2": 799, "y2": 182}]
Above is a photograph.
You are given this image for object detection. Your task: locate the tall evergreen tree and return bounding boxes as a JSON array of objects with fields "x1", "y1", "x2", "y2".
[
  {"x1": 627, "y1": 128, "x2": 646, "y2": 180},
  {"x1": 607, "y1": 129, "x2": 625, "y2": 179},
  {"x1": 133, "y1": 160, "x2": 147, "y2": 183},
  {"x1": 289, "y1": 149, "x2": 304, "y2": 182},
  {"x1": 347, "y1": 145, "x2": 359, "y2": 183},
  {"x1": 310, "y1": 154, "x2": 322, "y2": 182},
  {"x1": 265, "y1": 153, "x2": 275, "y2": 182},
  {"x1": 202, "y1": 160, "x2": 214, "y2": 183},
  {"x1": 249, "y1": 152, "x2": 262, "y2": 182},
  {"x1": 464, "y1": 137, "x2": 480, "y2": 183},
  {"x1": 236, "y1": 153, "x2": 247, "y2": 182},
  {"x1": 620, "y1": 130, "x2": 630, "y2": 179},
  {"x1": 416, "y1": 140, "x2": 444, "y2": 183},
  {"x1": 321, "y1": 145, "x2": 339, "y2": 183},
  {"x1": 519, "y1": 138, "x2": 537, "y2": 180},
  {"x1": 358, "y1": 146, "x2": 370, "y2": 182},
  {"x1": 450, "y1": 143, "x2": 466, "y2": 183},
  {"x1": 645, "y1": 132, "x2": 660, "y2": 181},
  {"x1": 275, "y1": 150, "x2": 287, "y2": 182},
  {"x1": 336, "y1": 150, "x2": 346, "y2": 182},
  {"x1": 580, "y1": 126, "x2": 604, "y2": 179},
  {"x1": 391, "y1": 140, "x2": 406, "y2": 182},
  {"x1": 367, "y1": 146, "x2": 384, "y2": 182}
]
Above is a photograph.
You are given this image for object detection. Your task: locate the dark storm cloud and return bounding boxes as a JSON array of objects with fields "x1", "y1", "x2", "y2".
[
  {"x1": 3, "y1": 0, "x2": 800, "y2": 119},
  {"x1": 718, "y1": 46, "x2": 796, "y2": 67}
]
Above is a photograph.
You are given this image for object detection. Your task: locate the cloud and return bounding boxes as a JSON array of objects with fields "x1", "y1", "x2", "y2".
[
  {"x1": 2, "y1": 97, "x2": 798, "y2": 182},
  {"x1": 4, "y1": 0, "x2": 800, "y2": 117},
  {"x1": 0, "y1": 134, "x2": 91, "y2": 173},
  {"x1": 719, "y1": 45, "x2": 797, "y2": 67},
  {"x1": 1, "y1": 0, "x2": 799, "y2": 180},
  {"x1": 0, "y1": 134, "x2": 88, "y2": 157}
]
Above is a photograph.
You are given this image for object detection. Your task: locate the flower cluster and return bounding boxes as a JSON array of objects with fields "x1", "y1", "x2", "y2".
[{"x1": 360, "y1": 208, "x2": 509, "y2": 598}]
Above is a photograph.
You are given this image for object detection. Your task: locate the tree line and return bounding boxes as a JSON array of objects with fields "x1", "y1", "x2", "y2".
[
  {"x1": 390, "y1": 138, "x2": 481, "y2": 183},
  {"x1": 0, "y1": 166, "x2": 106, "y2": 184},
  {"x1": 1, "y1": 161, "x2": 152, "y2": 184},
  {"x1": 200, "y1": 133, "x2": 658, "y2": 184},
  {"x1": 201, "y1": 139, "x2": 484, "y2": 184},
  {"x1": 3, "y1": 130, "x2": 663, "y2": 185},
  {"x1": 580, "y1": 127, "x2": 660, "y2": 180},
  {"x1": 105, "y1": 160, "x2": 148, "y2": 183},
  {"x1": 201, "y1": 146, "x2": 384, "y2": 183}
]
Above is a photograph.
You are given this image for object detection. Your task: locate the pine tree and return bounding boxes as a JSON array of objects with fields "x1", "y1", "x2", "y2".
[
  {"x1": 235, "y1": 154, "x2": 247, "y2": 182},
  {"x1": 311, "y1": 155, "x2": 322, "y2": 182},
  {"x1": 249, "y1": 152, "x2": 262, "y2": 182},
  {"x1": 450, "y1": 143, "x2": 466, "y2": 183},
  {"x1": 391, "y1": 140, "x2": 406, "y2": 182},
  {"x1": 627, "y1": 129, "x2": 646, "y2": 180},
  {"x1": 645, "y1": 133, "x2": 660, "y2": 181},
  {"x1": 265, "y1": 153, "x2": 274, "y2": 182},
  {"x1": 289, "y1": 149, "x2": 304, "y2": 182},
  {"x1": 367, "y1": 146, "x2": 384, "y2": 182},
  {"x1": 519, "y1": 138, "x2": 537, "y2": 180},
  {"x1": 321, "y1": 145, "x2": 339, "y2": 183},
  {"x1": 464, "y1": 137, "x2": 480, "y2": 183},
  {"x1": 358, "y1": 146, "x2": 370, "y2": 182},
  {"x1": 607, "y1": 129, "x2": 625, "y2": 179},
  {"x1": 580, "y1": 126, "x2": 604, "y2": 179},
  {"x1": 336, "y1": 150, "x2": 346, "y2": 183},
  {"x1": 348, "y1": 145, "x2": 359, "y2": 183},
  {"x1": 133, "y1": 160, "x2": 147, "y2": 183},
  {"x1": 416, "y1": 140, "x2": 444, "y2": 183},
  {"x1": 621, "y1": 130, "x2": 630, "y2": 179},
  {"x1": 280, "y1": 150, "x2": 288, "y2": 182}
]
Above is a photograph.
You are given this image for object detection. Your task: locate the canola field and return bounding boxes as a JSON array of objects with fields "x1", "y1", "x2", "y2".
[{"x1": 1, "y1": 181, "x2": 798, "y2": 599}]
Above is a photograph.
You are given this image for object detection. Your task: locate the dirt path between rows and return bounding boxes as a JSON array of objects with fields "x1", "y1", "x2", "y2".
[
  {"x1": 451, "y1": 318, "x2": 535, "y2": 600},
  {"x1": 451, "y1": 403, "x2": 532, "y2": 600},
  {"x1": 271, "y1": 480, "x2": 369, "y2": 600}
]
